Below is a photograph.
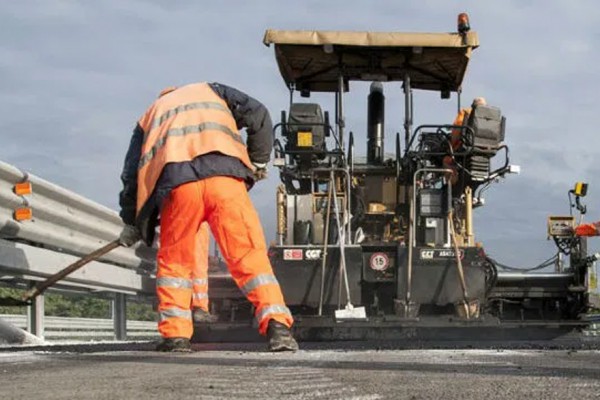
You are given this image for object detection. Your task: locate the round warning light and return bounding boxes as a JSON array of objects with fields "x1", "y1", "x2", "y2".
[
  {"x1": 369, "y1": 252, "x2": 390, "y2": 271},
  {"x1": 457, "y1": 12, "x2": 470, "y2": 33}
]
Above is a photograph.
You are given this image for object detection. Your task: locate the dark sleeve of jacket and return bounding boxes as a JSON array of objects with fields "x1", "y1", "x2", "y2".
[
  {"x1": 209, "y1": 82, "x2": 273, "y2": 164},
  {"x1": 118, "y1": 123, "x2": 144, "y2": 225}
]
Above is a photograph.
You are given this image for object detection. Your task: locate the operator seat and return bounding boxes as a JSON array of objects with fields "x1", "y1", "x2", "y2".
[
  {"x1": 464, "y1": 104, "x2": 506, "y2": 181},
  {"x1": 465, "y1": 104, "x2": 505, "y2": 155}
]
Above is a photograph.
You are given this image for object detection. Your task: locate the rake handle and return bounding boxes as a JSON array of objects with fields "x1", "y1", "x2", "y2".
[
  {"x1": 448, "y1": 212, "x2": 470, "y2": 301},
  {"x1": 21, "y1": 239, "x2": 122, "y2": 302}
]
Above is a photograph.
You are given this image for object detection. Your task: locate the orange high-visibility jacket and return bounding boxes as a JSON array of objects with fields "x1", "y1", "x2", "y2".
[{"x1": 136, "y1": 83, "x2": 254, "y2": 215}]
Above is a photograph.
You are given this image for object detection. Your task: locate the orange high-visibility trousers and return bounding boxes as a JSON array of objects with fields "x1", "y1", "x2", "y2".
[
  {"x1": 157, "y1": 176, "x2": 293, "y2": 339},
  {"x1": 191, "y1": 222, "x2": 210, "y2": 312}
]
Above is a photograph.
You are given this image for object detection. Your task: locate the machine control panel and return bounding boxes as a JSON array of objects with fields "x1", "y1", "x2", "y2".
[{"x1": 547, "y1": 216, "x2": 575, "y2": 238}]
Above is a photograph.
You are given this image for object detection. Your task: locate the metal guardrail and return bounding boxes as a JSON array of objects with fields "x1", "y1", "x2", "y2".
[
  {"x1": 0, "y1": 159, "x2": 156, "y2": 294},
  {"x1": 0, "y1": 238, "x2": 155, "y2": 294},
  {"x1": 0, "y1": 314, "x2": 158, "y2": 340},
  {"x1": 0, "y1": 159, "x2": 158, "y2": 340},
  {"x1": 0, "y1": 160, "x2": 155, "y2": 269}
]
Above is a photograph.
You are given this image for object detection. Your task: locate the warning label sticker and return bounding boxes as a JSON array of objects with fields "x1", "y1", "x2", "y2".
[{"x1": 283, "y1": 249, "x2": 303, "y2": 261}]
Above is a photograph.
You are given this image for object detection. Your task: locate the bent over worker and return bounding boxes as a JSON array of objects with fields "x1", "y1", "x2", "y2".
[{"x1": 118, "y1": 82, "x2": 297, "y2": 352}]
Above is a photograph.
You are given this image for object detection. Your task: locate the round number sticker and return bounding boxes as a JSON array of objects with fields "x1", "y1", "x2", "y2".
[{"x1": 370, "y1": 252, "x2": 389, "y2": 271}]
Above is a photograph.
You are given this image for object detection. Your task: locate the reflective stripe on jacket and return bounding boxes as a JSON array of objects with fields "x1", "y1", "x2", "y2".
[{"x1": 136, "y1": 82, "x2": 253, "y2": 214}]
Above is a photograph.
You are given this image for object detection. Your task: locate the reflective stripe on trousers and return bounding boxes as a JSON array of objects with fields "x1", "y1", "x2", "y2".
[
  {"x1": 255, "y1": 305, "x2": 293, "y2": 325},
  {"x1": 238, "y1": 273, "x2": 292, "y2": 332},
  {"x1": 193, "y1": 293, "x2": 208, "y2": 300},
  {"x1": 159, "y1": 307, "x2": 192, "y2": 322},
  {"x1": 240, "y1": 274, "x2": 280, "y2": 296},
  {"x1": 156, "y1": 276, "x2": 193, "y2": 338},
  {"x1": 157, "y1": 277, "x2": 192, "y2": 289}
]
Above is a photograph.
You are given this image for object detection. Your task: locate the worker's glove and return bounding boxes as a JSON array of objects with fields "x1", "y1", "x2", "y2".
[
  {"x1": 252, "y1": 162, "x2": 268, "y2": 182},
  {"x1": 119, "y1": 224, "x2": 141, "y2": 247}
]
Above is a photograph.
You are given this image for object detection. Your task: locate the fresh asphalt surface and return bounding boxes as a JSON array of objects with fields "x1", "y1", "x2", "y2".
[{"x1": 1, "y1": 341, "x2": 600, "y2": 399}]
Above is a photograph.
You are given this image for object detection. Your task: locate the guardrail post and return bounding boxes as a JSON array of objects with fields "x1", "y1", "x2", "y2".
[
  {"x1": 112, "y1": 293, "x2": 127, "y2": 341},
  {"x1": 26, "y1": 289, "x2": 44, "y2": 338}
]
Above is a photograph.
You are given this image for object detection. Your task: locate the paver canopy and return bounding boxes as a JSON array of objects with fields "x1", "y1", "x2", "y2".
[{"x1": 263, "y1": 29, "x2": 479, "y2": 92}]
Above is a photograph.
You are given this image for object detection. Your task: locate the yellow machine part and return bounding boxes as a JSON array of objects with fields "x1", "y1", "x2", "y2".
[{"x1": 574, "y1": 182, "x2": 588, "y2": 197}]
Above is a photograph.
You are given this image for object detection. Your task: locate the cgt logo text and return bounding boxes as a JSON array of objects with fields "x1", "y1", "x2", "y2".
[
  {"x1": 283, "y1": 249, "x2": 322, "y2": 261},
  {"x1": 420, "y1": 249, "x2": 464, "y2": 260},
  {"x1": 305, "y1": 249, "x2": 322, "y2": 260}
]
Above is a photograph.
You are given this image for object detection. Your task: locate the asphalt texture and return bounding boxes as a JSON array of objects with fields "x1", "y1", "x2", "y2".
[{"x1": 1, "y1": 341, "x2": 600, "y2": 399}]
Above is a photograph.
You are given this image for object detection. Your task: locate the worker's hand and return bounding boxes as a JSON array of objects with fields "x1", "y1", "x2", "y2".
[
  {"x1": 119, "y1": 224, "x2": 141, "y2": 247},
  {"x1": 254, "y1": 168, "x2": 268, "y2": 181},
  {"x1": 252, "y1": 162, "x2": 268, "y2": 182}
]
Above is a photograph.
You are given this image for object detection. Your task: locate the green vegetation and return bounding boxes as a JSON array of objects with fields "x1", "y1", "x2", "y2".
[
  {"x1": 0, "y1": 287, "x2": 156, "y2": 321},
  {"x1": 127, "y1": 301, "x2": 156, "y2": 321}
]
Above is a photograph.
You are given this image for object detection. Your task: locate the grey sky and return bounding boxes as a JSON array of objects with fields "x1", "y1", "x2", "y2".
[{"x1": 1, "y1": 1, "x2": 599, "y2": 267}]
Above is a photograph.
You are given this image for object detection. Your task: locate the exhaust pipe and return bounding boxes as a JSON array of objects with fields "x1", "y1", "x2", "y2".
[{"x1": 367, "y1": 82, "x2": 385, "y2": 164}]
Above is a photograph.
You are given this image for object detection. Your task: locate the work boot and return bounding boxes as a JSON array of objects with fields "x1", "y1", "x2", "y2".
[
  {"x1": 267, "y1": 320, "x2": 299, "y2": 352},
  {"x1": 192, "y1": 308, "x2": 218, "y2": 323},
  {"x1": 155, "y1": 337, "x2": 192, "y2": 353}
]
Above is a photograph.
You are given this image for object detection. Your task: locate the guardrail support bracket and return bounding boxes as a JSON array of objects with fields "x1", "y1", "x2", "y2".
[
  {"x1": 112, "y1": 293, "x2": 127, "y2": 341},
  {"x1": 27, "y1": 286, "x2": 45, "y2": 338}
]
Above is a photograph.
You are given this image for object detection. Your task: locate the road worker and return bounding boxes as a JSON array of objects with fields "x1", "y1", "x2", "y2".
[
  {"x1": 450, "y1": 97, "x2": 487, "y2": 149},
  {"x1": 118, "y1": 82, "x2": 298, "y2": 352},
  {"x1": 443, "y1": 97, "x2": 487, "y2": 184}
]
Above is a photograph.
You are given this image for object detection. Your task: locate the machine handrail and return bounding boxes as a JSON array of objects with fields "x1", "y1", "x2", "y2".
[{"x1": 405, "y1": 124, "x2": 476, "y2": 157}]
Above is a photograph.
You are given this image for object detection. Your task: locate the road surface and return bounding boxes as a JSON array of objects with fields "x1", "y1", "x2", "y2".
[{"x1": 1, "y1": 342, "x2": 600, "y2": 399}]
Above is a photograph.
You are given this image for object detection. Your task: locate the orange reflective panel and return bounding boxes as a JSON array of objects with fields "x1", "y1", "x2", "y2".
[
  {"x1": 14, "y1": 182, "x2": 32, "y2": 196},
  {"x1": 14, "y1": 207, "x2": 32, "y2": 221}
]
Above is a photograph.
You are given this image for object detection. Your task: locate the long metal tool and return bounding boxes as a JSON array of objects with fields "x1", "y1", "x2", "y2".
[
  {"x1": 332, "y1": 174, "x2": 349, "y2": 308},
  {"x1": 448, "y1": 211, "x2": 471, "y2": 318},
  {"x1": 331, "y1": 170, "x2": 366, "y2": 320},
  {"x1": 405, "y1": 194, "x2": 415, "y2": 307},
  {"x1": 318, "y1": 177, "x2": 334, "y2": 316},
  {"x1": 0, "y1": 239, "x2": 122, "y2": 306}
]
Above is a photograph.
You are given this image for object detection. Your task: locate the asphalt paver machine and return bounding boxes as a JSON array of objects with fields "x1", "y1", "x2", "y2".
[{"x1": 203, "y1": 20, "x2": 595, "y2": 341}]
